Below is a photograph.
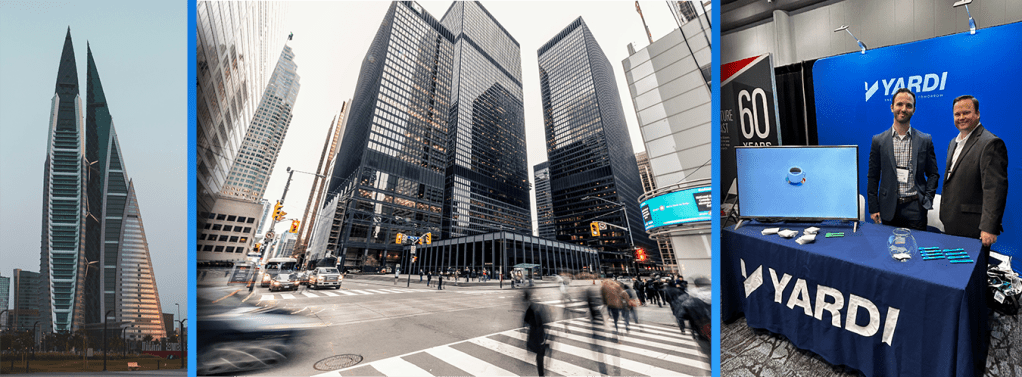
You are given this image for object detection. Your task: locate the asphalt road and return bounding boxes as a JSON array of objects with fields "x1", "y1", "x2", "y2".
[{"x1": 228, "y1": 277, "x2": 710, "y2": 376}]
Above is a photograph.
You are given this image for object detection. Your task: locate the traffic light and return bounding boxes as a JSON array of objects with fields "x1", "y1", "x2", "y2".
[
  {"x1": 289, "y1": 220, "x2": 300, "y2": 233},
  {"x1": 271, "y1": 201, "x2": 283, "y2": 221},
  {"x1": 412, "y1": 256, "x2": 418, "y2": 263},
  {"x1": 424, "y1": 232, "x2": 431, "y2": 245},
  {"x1": 635, "y1": 248, "x2": 647, "y2": 262},
  {"x1": 590, "y1": 222, "x2": 600, "y2": 237},
  {"x1": 254, "y1": 243, "x2": 261, "y2": 254},
  {"x1": 395, "y1": 233, "x2": 405, "y2": 244}
]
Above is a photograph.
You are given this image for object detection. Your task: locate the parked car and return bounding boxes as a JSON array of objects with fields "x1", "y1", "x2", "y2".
[
  {"x1": 270, "y1": 273, "x2": 298, "y2": 292},
  {"x1": 308, "y1": 267, "x2": 342, "y2": 290}
]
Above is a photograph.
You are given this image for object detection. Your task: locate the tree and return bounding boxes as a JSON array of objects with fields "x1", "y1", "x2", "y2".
[{"x1": 142, "y1": 334, "x2": 153, "y2": 342}]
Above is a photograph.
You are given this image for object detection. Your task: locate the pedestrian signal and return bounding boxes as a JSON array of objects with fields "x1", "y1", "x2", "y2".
[{"x1": 396, "y1": 233, "x2": 405, "y2": 244}]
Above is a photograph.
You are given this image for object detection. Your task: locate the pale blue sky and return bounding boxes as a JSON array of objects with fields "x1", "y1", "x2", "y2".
[{"x1": 0, "y1": 0, "x2": 188, "y2": 319}]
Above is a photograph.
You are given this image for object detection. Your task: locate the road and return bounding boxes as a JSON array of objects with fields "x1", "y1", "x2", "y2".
[{"x1": 231, "y1": 275, "x2": 710, "y2": 376}]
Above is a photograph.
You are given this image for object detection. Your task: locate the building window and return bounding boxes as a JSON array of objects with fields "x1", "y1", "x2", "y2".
[
  {"x1": 227, "y1": 215, "x2": 237, "y2": 222},
  {"x1": 243, "y1": 227, "x2": 251, "y2": 233},
  {"x1": 237, "y1": 216, "x2": 247, "y2": 223},
  {"x1": 214, "y1": 246, "x2": 224, "y2": 252},
  {"x1": 218, "y1": 235, "x2": 229, "y2": 242},
  {"x1": 216, "y1": 214, "x2": 227, "y2": 220},
  {"x1": 202, "y1": 245, "x2": 214, "y2": 252},
  {"x1": 247, "y1": 218, "x2": 255, "y2": 223},
  {"x1": 223, "y1": 225, "x2": 233, "y2": 232},
  {"x1": 204, "y1": 223, "x2": 212, "y2": 229},
  {"x1": 225, "y1": 246, "x2": 235, "y2": 253},
  {"x1": 212, "y1": 224, "x2": 222, "y2": 231},
  {"x1": 239, "y1": 237, "x2": 248, "y2": 243},
  {"x1": 230, "y1": 236, "x2": 239, "y2": 243}
]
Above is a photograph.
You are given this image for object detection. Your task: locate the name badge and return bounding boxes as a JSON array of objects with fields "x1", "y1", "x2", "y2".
[{"x1": 897, "y1": 168, "x2": 910, "y2": 183}]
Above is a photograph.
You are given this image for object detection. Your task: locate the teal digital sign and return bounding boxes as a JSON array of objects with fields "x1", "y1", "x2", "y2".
[{"x1": 641, "y1": 186, "x2": 712, "y2": 231}]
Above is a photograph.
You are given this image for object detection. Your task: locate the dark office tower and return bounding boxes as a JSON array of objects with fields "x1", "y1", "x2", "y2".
[
  {"x1": 12, "y1": 269, "x2": 42, "y2": 332},
  {"x1": 40, "y1": 29, "x2": 86, "y2": 334},
  {"x1": 438, "y1": 1, "x2": 530, "y2": 239},
  {"x1": 324, "y1": 1, "x2": 453, "y2": 271},
  {"x1": 534, "y1": 162, "x2": 555, "y2": 240},
  {"x1": 538, "y1": 18, "x2": 653, "y2": 274}
]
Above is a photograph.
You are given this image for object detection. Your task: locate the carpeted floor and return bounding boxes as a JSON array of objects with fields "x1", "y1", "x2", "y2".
[{"x1": 722, "y1": 311, "x2": 1022, "y2": 376}]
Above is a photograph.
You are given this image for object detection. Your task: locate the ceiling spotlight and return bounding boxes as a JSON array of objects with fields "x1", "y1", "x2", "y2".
[{"x1": 834, "y1": 25, "x2": 868, "y2": 55}]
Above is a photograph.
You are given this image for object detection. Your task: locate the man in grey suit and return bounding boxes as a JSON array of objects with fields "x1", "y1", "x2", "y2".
[
  {"x1": 867, "y1": 88, "x2": 940, "y2": 230},
  {"x1": 939, "y1": 95, "x2": 1008, "y2": 248}
]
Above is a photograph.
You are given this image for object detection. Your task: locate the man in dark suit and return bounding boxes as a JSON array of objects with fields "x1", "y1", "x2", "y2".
[
  {"x1": 939, "y1": 95, "x2": 1008, "y2": 248},
  {"x1": 867, "y1": 88, "x2": 940, "y2": 230}
]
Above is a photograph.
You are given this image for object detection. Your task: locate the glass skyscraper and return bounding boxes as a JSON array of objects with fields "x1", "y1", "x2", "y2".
[
  {"x1": 40, "y1": 30, "x2": 165, "y2": 336},
  {"x1": 196, "y1": 1, "x2": 287, "y2": 230},
  {"x1": 534, "y1": 161, "x2": 555, "y2": 240},
  {"x1": 538, "y1": 18, "x2": 653, "y2": 275},
  {"x1": 325, "y1": 1, "x2": 453, "y2": 271},
  {"x1": 439, "y1": 2, "x2": 530, "y2": 239},
  {"x1": 219, "y1": 44, "x2": 299, "y2": 202},
  {"x1": 40, "y1": 29, "x2": 87, "y2": 333}
]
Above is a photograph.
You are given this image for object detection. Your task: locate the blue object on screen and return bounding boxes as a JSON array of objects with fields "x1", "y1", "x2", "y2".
[
  {"x1": 736, "y1": 146, "x2": 859, "y2": 220},
  {"x1": 641, "y1": 186, "x2": 712, "y2": 231}
]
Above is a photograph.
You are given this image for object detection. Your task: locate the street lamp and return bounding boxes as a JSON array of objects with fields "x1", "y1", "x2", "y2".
[
  {"x1": 31, "y1": 321, "x2": 39, "y2": 360},
  {"x1": 121, "y1": 326, "x2": 128, "y2": 357},
  {"x1": 583, "y1": 195, "x2": 635, "y2": 275},
  {"x1": 177, "y1": 319, "x2": 186, "y2": 369},
  {"x1": 103, "y1": 309, "x2": 114, "y2": 371}
]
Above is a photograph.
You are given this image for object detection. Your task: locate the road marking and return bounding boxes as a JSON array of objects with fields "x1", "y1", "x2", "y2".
[
  {"x1": 562, "y1": 320, "x2": 702, "y2": 349},
  {"x1": 280, "y1": 293, "x2": 296, "y2": 300},
  {"x1": 504, "y1": 330, "x2": 698, "y2": 376},
  {"x1": 469, "y1": 336, "x2": 598, "y2": 376},
  {"x1": 337, "y1": 290, "x2": 359, "y2": 296},
  {"x1": 371, "y1": 356, "x2": 434, "y2": 376},
  {"x1": 550, "y1": 324, "x2": 708, "y2": 364},
  {"x1": 303, "y1": 292, "x2": 320, "y2": 298},
  {"x1": 260, "y1": 295, "x2": 274, "y2": 301},
  {"x1": 349, "y1": 290, "x2": 372, "y2": 295},
  {"x1": 320, "y1": 291, "x2": 339, "y2": 297},
  {"x1": 424, "y1": 345, "x2": 516, "y2": 376}
]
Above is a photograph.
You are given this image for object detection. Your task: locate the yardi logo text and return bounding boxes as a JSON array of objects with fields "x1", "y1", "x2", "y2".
[{"x1": 865, "y1": 72, "x2": 948, "y2": 101}]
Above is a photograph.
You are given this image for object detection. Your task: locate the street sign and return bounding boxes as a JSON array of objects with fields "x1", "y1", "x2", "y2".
[{"x1": 410, "y1": 245, "x2": 416, "y2": 254}]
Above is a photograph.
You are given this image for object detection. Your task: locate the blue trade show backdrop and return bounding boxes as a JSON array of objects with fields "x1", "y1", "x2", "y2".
[{"x1": 813, "y1": 21, "x2": 1022, "y2": 272}]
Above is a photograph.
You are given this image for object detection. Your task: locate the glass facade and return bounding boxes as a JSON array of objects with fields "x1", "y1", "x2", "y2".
[
  {"x1": 439, "y1": 2, "x2": 530, "y2": 239},
  {"x1": 196, "y1": 1, "x2": 287, "y2": 230},
  {"x1": 636, "y1": 151, "x2": 672, "y2": 269},
  {"x1": 118, "y1": 183, "x2": 167, "y2": 340},
  {"x1": 534, "y1": 161, "x2": 555, "y2": 240},
  {"x1": 538, "y1": 18, "x2": 654, "y2": 275},
  {"x1": 409, "y1": 231, "x2": 602, "y2": 278},
  {"x1": 40, "y1": 29, "x2": 85, "y2": 333},
  {"x1": 325, "y1": 2, "x2": 453, "y2": 272},
  {"x1": 220, "y1": 44, "x2": 300, "y2": 202}
]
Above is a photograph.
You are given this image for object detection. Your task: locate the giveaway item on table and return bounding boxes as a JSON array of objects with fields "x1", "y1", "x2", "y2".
[
  {"x1": 796, "y1": 233, "x2": 817, "y2": 245},
  {"x1": 777, "y1": 229, "x2": 799, "y2": 238},
  {"x1": 888, "y1": 228, "x2": 916, "y2": 262},
  {"x1": 804, "y1": 226, "x2": 821, "y2": 235},
  {"x1": 761, "y1": 227, "x2": 780, "y2": 235}
]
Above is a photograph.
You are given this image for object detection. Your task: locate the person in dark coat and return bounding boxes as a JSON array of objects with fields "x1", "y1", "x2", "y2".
[
  {"x1": 437, "y1": 273, "x2": 444, "y2": 290},
  {"x1": 523, "y1": 289, "x2": 549, "y2": 376},
  {"x1": 645, "y1": 279, "x2": 661, "y2": 307},
  {"x1": 633, "y1": 278, "x2": 646, "y2": 306},
  {"x1": 427, "y1": 270, "x2": 432, "y2": 287}
]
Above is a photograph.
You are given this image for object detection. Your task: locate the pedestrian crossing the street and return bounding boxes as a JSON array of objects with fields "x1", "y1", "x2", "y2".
[
  {"x1": 313, "y1": 317, "x2": 711, "y2": 377},
  {"x1": 258, "y1": 288, "x2": 426, "y2": 301}
]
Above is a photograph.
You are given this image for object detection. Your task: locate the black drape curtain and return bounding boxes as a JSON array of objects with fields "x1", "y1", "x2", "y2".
[{"x1": 773, "y1": 60, "x2": 819, "y2": 146}]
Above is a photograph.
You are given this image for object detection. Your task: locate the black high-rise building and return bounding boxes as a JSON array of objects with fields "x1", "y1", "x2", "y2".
[
  {"x1": 534, "y1": 161, "x2": 555, "y2": 240},
  {"x1": 439, "y1": 2, "x2": 529, "y2": 239},
  {"x1": 325, "y1": 1, "x2": 454, "y2": 271},
  {"x1": 323, "y1": 1, "x2": 532, "y2": 272},
  {"x1": 538, "y1": 18, "x2": 653, "y2": 275}
]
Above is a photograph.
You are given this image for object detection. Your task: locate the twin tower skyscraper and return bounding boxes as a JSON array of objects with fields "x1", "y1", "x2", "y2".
[{"x1": 39, "y1": 29, "x2": 165, "y2": 339}]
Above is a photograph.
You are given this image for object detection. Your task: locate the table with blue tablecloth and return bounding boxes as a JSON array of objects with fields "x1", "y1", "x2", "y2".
[{"x1": 721, "y1": 221, "x2": 989, "y2": 377}]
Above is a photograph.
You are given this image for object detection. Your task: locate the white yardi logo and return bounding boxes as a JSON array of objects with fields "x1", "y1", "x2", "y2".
[{"x1": 864, "y1": 72, "x2": 948, "y2": 101}]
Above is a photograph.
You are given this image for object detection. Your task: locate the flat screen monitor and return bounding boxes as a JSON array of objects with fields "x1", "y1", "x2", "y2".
[
  {"x1": 735, "y1": 145, "x2": 859, "y2": 221},
  {"x1": 641, "y1": 186, "x2": 712, "y2": 231}
]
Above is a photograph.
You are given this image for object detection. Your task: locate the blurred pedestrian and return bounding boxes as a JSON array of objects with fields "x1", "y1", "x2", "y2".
[
  {"x1": 523, "y1": 289, "x2": 550, "y2": 376},
  {"x1": 584, "y1": 285, "x2": 609, "y2": 375},
  {"x1": 437, "y1": 273, "x2": 444, "y2": 290},
  {"x1": 673, "y1": 277, "x2": 711, "y2": 356},
  {"x1": 623, "y1": 282, "x2": 639, "y2": 325},
  {"x1": 427, "y1": 270, "x2": 432, "y2": 287},
  {"x1": 645, "y1": 279, "x2": 660, "y2": 307},
  {"x1": 601, "y1": 279, "x2": 629, "y2": 334},
  {"x1": 419, "y1": 269, "x2": 424, "y2": 283},
  {"x1": 632, "y1": 278, "x2": 645, "y2": 306}
]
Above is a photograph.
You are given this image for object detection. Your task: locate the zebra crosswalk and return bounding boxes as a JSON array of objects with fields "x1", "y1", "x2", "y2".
[
  {"x1": 258, "y1": 288, "x2": 426, "y2": 301},
  {"x1": 313, "y1": 317, "x2": 711, "y2": 377}
]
